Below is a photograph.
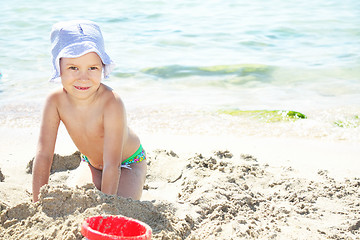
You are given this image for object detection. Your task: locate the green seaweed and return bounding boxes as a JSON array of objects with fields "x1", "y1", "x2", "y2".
[
  {"x1": 113, "y1": 72, "x2": 135, "y2": 78},
  {"x1": 218, "y1": 109, "x2": 307, "y2": 122},
  {"x1": 286, "y1": 111, "x2": 307, "y2": 119},
  {"x1": 197, "y1": 64, "x2": 271, "y2": 75},
  {"x1": 141, "y1": 64, "x2": 272, "y2": 79},
  {"x1": 334, "y1": 115, "x2": 360, "y2": 128}
]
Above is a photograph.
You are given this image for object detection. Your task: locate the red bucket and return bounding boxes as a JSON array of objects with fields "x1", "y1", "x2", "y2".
[{"x1": 81, "y1": 215, "x2": 152, "y2": 240}]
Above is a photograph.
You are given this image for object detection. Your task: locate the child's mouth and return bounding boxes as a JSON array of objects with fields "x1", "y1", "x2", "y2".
[{"x1": 74, "y1": 86, "x2": 90, "y2": 90}]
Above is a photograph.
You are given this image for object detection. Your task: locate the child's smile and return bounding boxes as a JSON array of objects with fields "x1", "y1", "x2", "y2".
[{"x1": 74, "y1": 86, "x2": 91, "y2": 91}]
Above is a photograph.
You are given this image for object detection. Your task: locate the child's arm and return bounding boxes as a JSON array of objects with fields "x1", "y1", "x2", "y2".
[
  {"x1": 101, "y1": 96, "x2": 127, "y2": 195},
  {"x1": 32, "y1": 94, "x2": 60, "y2": 202}
]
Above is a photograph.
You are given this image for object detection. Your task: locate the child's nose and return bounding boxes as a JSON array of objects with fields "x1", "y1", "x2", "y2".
[{"x1": 79, "y1": 70, "x2": 89, "y2": 81}]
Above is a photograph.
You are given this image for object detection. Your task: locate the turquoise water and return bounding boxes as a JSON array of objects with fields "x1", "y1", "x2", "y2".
[{"x1": 1, "y1": 0, "x2": 360, "y2": 140}]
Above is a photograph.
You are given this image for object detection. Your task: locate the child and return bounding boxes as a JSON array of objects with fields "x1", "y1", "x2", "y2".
[{"x1": 32, "y1": 20, "x2": 147, "y2": 202}]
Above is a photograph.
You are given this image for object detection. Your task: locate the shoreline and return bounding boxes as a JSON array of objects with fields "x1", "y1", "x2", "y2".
[{"x1": 1, "y1": 126, "x2": 359, "y2": 183}]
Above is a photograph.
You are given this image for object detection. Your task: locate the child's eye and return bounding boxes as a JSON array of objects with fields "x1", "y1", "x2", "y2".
[
  {"x1": 69, "y1": 66, "x2": 78, "y2": 70},
  {"x1": 89, "y1": 66, "x2": 99, "y2": 70}
]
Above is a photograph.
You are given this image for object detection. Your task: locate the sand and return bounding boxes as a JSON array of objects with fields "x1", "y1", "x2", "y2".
[
  {"x1": 0, "y1": 143, "x2": 359, "y2": 239},
  {"x1": 0, "y1": 168, "x2": 4, "y2": 182}
]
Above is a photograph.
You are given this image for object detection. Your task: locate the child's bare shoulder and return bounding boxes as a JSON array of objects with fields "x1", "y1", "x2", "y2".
[
  {"x1": 40, "y1": 88, "x2": 65, "y2": 120},
  {"x1": 100, "y1": 84, "x2": 125, "y2": 114},
  {"x1": 45, "y1": 88, "x2": 65, "y2": 105},
  {"x1": 101, "y1": 84, "x2": 124, "y2": 105}
]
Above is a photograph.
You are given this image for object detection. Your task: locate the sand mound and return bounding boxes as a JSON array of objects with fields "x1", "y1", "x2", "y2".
[
  {"x1": 0, "y1": 184, "x2": 189, "y2": 240},
  {"x1": 146, "y1": 149, "x2": 185, "y2": 184},
  {"x1": 26, "y1": 152, "x2": 81, "y2": 174},
  {"x1": 1, "y1": 150, "x2": 359, "y2": 239},
  {"x1": 147, "y1": 150, "x2": 359, "y2": 239}
]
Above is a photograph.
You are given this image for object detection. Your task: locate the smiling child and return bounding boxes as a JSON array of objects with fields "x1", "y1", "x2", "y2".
[{"x1": 32, "y1": 20, "x2": 147, "y2": 202}]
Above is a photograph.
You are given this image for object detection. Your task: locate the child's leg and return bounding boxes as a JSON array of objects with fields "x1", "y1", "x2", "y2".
[
  {"x1": 117, "y1": 160, "x2": 147, "y2": 200},
  {"x1": 88, "y1": 164, "x2": 102, "y2": 190},
  {"x1": 87, "y1": 160, "x2": 147, "y2": 200}
]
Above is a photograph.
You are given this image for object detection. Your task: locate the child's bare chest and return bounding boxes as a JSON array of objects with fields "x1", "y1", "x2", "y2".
[{"x1": 60, "y1": 107, "x2": 104, "y2": 151}]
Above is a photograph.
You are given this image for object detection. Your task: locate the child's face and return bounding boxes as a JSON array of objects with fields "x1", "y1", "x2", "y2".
[{"x1": 60, "y1": 52, "x2": 103, "y2": 98}]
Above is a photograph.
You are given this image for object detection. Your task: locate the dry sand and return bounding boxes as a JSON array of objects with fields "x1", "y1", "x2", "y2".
[{"x1": 0, "y1": 145, "x2": 359, "y2": 239}]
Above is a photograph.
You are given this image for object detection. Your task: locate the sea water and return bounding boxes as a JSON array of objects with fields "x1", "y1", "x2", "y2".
[{"x1": 1, "y1": 0, "x2": 359, "y2": 141}]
